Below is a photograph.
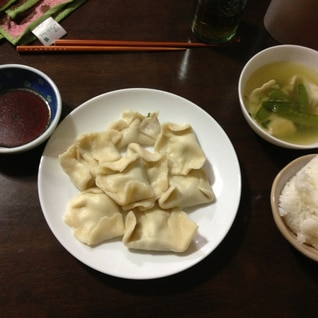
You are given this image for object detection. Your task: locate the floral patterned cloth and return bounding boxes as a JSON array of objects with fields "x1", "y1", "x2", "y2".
[{"x1": 0, "y1": 0, "x2": 87, "y2": 45}]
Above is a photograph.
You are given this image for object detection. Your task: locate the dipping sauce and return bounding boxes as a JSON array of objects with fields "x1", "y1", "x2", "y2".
[{"x1": 0, "y1": 89, "x2": 51, "y2": 148}]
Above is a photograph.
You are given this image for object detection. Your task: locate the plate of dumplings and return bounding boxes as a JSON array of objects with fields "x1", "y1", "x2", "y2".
[{"x1": 38, "y1": 88, "x2": 241, "y2": 279}]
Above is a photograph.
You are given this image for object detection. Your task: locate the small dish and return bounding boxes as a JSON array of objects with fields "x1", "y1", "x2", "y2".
[
  {"x1": 0, "y1": 64, "x2": 62, "y2": 154},
  {"x1": 271, "y1": 154, "x2": 318, "y2": 261},
  {"x1": 238, "y1": 44, "x2": 318, "y2": 149}
]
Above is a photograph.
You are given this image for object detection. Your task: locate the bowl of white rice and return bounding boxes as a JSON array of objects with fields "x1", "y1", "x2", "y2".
[{"x1": 271, "y1": 154, "x2": 318, "y2": 261}]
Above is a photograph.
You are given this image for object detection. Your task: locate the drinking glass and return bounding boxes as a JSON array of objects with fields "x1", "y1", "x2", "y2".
[{"x1": 191, "y1": 0, "x2": 247, "y2": 44}]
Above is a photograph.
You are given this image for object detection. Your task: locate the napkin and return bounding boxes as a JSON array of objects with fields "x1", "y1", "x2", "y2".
[{"x1": 0, "y1": 0, "x2": 87, "y2": 45}]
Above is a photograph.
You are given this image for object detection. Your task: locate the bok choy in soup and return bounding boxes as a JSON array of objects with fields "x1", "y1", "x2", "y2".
[{"x1": 243, "y1": 61, "x2": 318, "y2": 145}]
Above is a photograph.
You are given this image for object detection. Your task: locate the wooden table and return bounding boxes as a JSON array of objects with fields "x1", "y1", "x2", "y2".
[{"x1": 1, "y1": 1, "x2": 318, "y2": 317}]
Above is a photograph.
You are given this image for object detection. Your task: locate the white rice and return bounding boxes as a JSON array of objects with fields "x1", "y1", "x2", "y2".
[{"x1": 279, "y1": 155, "x2": 318, "y2": 249}]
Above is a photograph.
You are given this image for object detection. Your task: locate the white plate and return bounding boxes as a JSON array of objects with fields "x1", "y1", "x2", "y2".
[{"x1": 38, "y1": 88, "x2": 241, "y2": 279}]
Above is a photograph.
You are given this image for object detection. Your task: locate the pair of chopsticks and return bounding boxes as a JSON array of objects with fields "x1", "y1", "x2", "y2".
[{"x1": 16, "y1": 39, "x2": 213, "y2": 53}]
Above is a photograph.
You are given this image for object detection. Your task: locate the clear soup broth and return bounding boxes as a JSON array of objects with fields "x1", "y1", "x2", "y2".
[{"x1": 244, "y1": 61, "x2": 318, "y2": 145}]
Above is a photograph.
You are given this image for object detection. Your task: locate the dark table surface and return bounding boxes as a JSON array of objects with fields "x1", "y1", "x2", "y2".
[{"x1": 1, "y1": 1, "x2": 318, "y2": 317}]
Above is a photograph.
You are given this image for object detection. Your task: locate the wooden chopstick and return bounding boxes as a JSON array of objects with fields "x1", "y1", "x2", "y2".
[
  {"x1": 16, "y1": 39, "x2": 213, "y2": 54},
  {"x1": 54, "y1": 39, "x2": 213, "y2": 48},
  {"x1": 16, "y1": 45, "x2": 186, "y2": 53}
]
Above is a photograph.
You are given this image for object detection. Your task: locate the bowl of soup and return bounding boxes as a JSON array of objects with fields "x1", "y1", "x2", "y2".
[
  {"x1": 238, "y1": 45, "x2": 318, "y2": 149},
  {"x1": 0, "y1": 64, "x2": 62, "y2": 154}
]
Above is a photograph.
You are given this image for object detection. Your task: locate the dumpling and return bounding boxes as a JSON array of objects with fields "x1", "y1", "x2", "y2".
[
  {"x1": 108, "y1": 110, "x2": 161, "y2": 148},
  {"x1": 126, "y1": 143, "x2": 169, "y2": 200},
  {"x1": 266, "y1": 116, "x2": 296, "y2": 138},
  {"x1": 248, "y1": 79, "x2": 277, "y2": 116},
  {"x1": 154, "y1": 122, "x2": 206, "y2": 175},
  {"x1": 158, "y1": 168, "x2": 215, "y2": 209},
  {"x1": 285, "y1": 75, "x2": 318, "y2": 111},
  {"x1": 123, "y1": 205, "x2": 198, "y2": 252},
  {"x1": 249, "y1": 79, "x2": 277, "y2": 102},
  {"x1": 95, "y1": 153, "x2": 156, "y2": 210},
  {"x1": 59, "y1": 130, "x2": 122, "y2": 190},
  {"x1": 59, "y1": 144, "x2": 95, "y2": 191},
  {"x1": 64, "y1": 188, "x2": 125, "y2": 246},
  {"x1": 76, "y1": 130, "x2": 121, "y2": 165}
]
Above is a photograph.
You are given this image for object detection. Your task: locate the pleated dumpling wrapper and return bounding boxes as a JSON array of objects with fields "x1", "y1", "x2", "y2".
[
  {"x1": 59, "y1": 144, "x2": 95, "y2": 192},
  {"x1": 59, "y1": 129, "x2": 122, "y2": 191},
  {"x1": 158, "y1": 168, "x2": 214, "y2": 209},
  {"x1": 64, "y1": 188, "x2": 125, "y2": 246},
  {"x1": 76, "y1": 130, "x2": 122, "y2": 166},
  {"x1": 123, "y1": 205, "x2": 198, "y2": 253},
  {"x1": 154, "y1": 122, "x2": 206, "y2": 175},
  {"x1": 95, "y1": 144, "x2": 169, "y2": 211},
  {"x1": 108, "y1": 110, "x2": 161, "y2": 149}
]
